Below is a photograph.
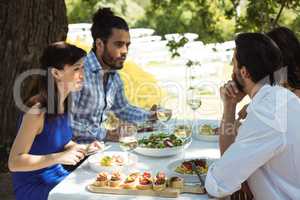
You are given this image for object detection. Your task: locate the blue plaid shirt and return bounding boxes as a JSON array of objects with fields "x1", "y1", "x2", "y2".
[{"x1": 70, "y1": 51, "x2": 151, "y2": 143}]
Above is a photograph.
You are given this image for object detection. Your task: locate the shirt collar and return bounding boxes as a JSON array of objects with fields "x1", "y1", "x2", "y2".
[
  {"x1": 84, "y1": 51, "x2": 102, "y2": 72},
  {"x1": 84, "y1": 51, "x2": 117, "y2": 75},
  {"x1": 246, "y1": 84, "x2": 271, "y2": 113}
]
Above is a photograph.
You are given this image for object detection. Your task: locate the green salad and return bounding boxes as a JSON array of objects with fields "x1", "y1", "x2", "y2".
[{"x1": 138, "y1": 132, "x2": 184, "y2": 148}]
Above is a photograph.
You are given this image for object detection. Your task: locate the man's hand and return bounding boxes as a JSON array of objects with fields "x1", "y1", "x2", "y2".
[
  {"x1": 219, "y1": 81, "x2": 245, "y2": 155},
  {"x1": 220, "y1": 81, "x2": 246, "y2": 106},
  {"x1": 148, "y1": 104, "x2": 158, "y2": 122},
  {"x1": 238, "y1": 104, "x2": 248, "y2": 120},
  {"x1": 230, "y1": 182, "x2": 253, "y2": 200},
  {"x1": 241, "y1": 182, "x2": 254, "y2": 199}
]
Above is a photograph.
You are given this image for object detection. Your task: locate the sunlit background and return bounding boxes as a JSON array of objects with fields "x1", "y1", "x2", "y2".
[{"x1": 65, "y1": 0, "x2": 300, "y2": 119}]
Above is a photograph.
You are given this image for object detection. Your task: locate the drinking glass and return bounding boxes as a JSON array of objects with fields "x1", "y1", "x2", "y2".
[
  {"x1": 156, "y1": 107, "x2": 172, "y2": 131},
  {"x1": 186, "y1": 88, "x2": 202, "y2": 132},
  {"x1": 119, "y1": 123, "x2": 138, "y2": 164}
]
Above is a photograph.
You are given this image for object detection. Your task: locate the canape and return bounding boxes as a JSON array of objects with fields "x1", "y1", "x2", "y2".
[
  {"x1": 129, "y1": 172, "x2": 140, "y2": 179},
  {"x1": 169, "y1": 176, "x2": 184, "y2": 189},
  {"x1": 137, "y1": 172, "x2": 152, "y2": 190},
  {"x1": 93, "y1": 172, "x2": 109, "y2": 187},
  {"x1": 123, "y1": 175, "x2": 137, "y2": 189},
  {"x1": 109, "y1": 172, "x2": 122, "y2": 187},
  {"x1": 153, "y1": 172, "x2": 167, "y2": 191}
]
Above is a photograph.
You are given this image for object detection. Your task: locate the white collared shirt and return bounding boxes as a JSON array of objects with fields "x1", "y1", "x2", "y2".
[{"x1": 205, "y1": 85, "x2": 300, "y2": 200}]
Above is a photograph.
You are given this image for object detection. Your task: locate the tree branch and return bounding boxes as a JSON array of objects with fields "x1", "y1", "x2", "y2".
[{"x1": 273, "y1": 1, "x2": 286, "y2": 28}]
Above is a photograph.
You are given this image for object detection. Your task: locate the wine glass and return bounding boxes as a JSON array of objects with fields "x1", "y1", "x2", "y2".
[
  {"x1": 102, "y1": 111, "x2": 120, "y2": 130},
  {"x1": 119, "y1": 123, "x2": 138, "y2": 164},
  {"x1": 156, "y1": 107, "x2": 172, "y2": 131},
  {"x1": 186, "y1": 88, "x2": 202, "y2": 131},
  {"x1": 187, "y1": 88, "x2": 202, "y2": 111}
]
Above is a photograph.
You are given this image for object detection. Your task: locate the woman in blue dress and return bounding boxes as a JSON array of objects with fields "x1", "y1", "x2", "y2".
[{"x1": 8, "y1": 42, "x2": 102, "y2": 200}]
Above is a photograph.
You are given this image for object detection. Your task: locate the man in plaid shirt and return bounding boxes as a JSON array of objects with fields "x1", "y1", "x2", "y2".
[{"x1": 70, "y1": 8, "x2": 157, "y2": 143}]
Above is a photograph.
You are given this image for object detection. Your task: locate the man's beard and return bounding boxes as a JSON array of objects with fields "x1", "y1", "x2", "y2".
[
  {"x1": 102, "y1": 48, "x2": 124, "y2": 71},
  {"x1": 232, "y1": 71, "x2": 245, "y2": 92}
]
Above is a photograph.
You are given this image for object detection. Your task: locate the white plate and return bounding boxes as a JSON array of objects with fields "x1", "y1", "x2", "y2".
[
  {"x1": 193, "y1": 120, "x2": 220, "y2": 142},
  {"x1": 88, "y1": 151, "x2": 136, "y2": 173},
  {"x1": 134, "y1": 139, "x2": 192, "y2": 157},
  {"x1": 194, "y1": 134, "x2": 219, "y2": 142},
  {"x1": 167, "y1": 158, "x2": 217, "y2": 183}
]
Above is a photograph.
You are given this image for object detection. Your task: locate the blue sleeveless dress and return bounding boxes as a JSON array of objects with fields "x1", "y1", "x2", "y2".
[{"x1": 12, "y1": 113, "x2": 72, "y2": 200}]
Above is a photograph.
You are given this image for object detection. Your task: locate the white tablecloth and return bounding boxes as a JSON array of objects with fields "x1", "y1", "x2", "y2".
[{"x1": 49, "y1": 121, "x2": 221, "y2": 200}]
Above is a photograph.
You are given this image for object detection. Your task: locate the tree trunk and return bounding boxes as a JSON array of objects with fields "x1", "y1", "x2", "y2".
[{"x1": 0, "y1": 0, "x2": 68, "y2": 150}]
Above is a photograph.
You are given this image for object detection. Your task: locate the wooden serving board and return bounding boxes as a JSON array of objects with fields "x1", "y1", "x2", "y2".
[{"x1": 87, "y1": 184, "x2": 205, "y2": 198}]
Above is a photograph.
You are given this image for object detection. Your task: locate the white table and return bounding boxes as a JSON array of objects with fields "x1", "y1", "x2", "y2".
[{"x1": 49, "y1": 122, "x2": 221, "y2": 200}]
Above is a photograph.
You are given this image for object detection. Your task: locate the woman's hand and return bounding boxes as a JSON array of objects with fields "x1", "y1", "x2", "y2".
[
  {"x1": 56, "y1": 145, "x2": 86, "y2": 165},
  {"x1": 86, "y1": 140, "x2": 104, "y2": 154}
]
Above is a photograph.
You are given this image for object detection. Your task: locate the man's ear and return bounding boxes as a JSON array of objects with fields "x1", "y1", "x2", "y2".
[
  {"x1": 95, "y1": 38, "x2": 104, "y2": 54},
  {"x1": 51, "y1": 68, "x2": 63, "y2": 81},
  {"x1": 240, "y1": 66, "x2": 251, "y2": 79}
]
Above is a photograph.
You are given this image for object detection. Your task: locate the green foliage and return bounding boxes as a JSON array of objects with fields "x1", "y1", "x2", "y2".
[
  {"x1": 66, "y1": 0, "x2": 101, "y2": 23},
  {"x1": 236, "y1": 0, "x2": 300, "y2": 32},
  {"x1": 134, "y1": 0, "x2": 300, "y2": 43},
  {"x1": 66, "y1": 0, "x2": 300, "y2": 43},
  {"x1": 290, "y1": 13, "x2": 300, "y2": 38},
  {"x1": 166, "y1": 36, "x2": 189, "y2": 58},
  {"x1": 66, "y1": 0, "x2": 149, "y2": 26},
  {"x1": 135, "y1": 0, "x2": 236, "y2": 43}
]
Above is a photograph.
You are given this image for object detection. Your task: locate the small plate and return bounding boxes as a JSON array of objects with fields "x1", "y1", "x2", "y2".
[
  {"x1": 167, "y1": 158, "x2": 217, "y2": 183},
  {"x1": 194, "y1": 134, "x2": 219, "y2": 142},
  {"x1": 193, "y1": 120, "x2": 220, "y2": 142},
  {"x1": 88, "y1": 151, "x2": 136, "y2": 173}
]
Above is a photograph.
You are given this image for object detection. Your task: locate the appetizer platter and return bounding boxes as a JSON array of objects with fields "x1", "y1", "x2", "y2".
[
  {"x1": 87, "y1": 171, "x2": 205, "y2": 198},
  {"x1": 194, "y1": 121, "x2": 220, "y2": 142},
  {"x1": 88, "y1": 151, "x2": 137, "y2": 173},
  {"x1": 134, "y1": 132, "x2": 192, "y2": 157},
  {"x1": 168, "y1": 158, "x2": 216, "y2": 183}
]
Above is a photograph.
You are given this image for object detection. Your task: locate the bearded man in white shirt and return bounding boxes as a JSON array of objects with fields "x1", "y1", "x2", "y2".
[{"x1": 205, "y1": 32, "x2": 300, "y2": 200}]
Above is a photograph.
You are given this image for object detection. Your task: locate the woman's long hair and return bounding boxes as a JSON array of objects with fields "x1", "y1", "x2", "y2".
[
  {"x1": 267, "y1": 27, "x2": 300, "y2": 89},
  {"x1": 24, "y1": 42, "x2": 86, "y2": 117}
]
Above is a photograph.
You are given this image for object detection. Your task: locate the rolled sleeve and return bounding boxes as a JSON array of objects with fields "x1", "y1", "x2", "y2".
[
  {"x1": 205, "y1": 164, "x2": 240, "y2": 198},
  {"x1": 205, "y1": 113, "x2": 286, "y2": 198},
  {"x1": 111, "y1": 74, "x2": 151, "y2": 123},
  {"x1": 113, "y1": 102, "x2": 151, "y2": 123}
]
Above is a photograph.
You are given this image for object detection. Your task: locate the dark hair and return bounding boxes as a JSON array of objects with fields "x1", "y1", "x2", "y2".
[
  {"x1": 25, "y1": 42, "x2": 86, "y2": 116},
  {"x1": 91, "y1": 7, "x2": 129, "y2": 43},
  {"x1": 235, "y1": 32, "x2": 282, "y2": 85},
  {"x1": 267, "y1": 27, "x2": 300, "y2": 89}
]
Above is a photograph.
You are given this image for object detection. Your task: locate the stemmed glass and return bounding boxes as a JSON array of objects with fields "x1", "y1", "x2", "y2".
[
  {"x1": 187, "y1": 88, "x2": 202, "y2": 112},
  {"x1": 156, "y1": 107, "x2": 172, "y2": 131},
  {"x1": 186, "y1": 87, "x2": 202, "y2": 131},
  {"x1": 119, "y1": 123, "x2": 138, "y2": 164},
  {"x1": 102, "y1": 111, "x2": 120, "y2": 131}
]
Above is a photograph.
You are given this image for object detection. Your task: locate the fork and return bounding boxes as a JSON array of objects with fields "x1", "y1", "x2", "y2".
[
  {"x1": 191, "y1": 161, "x2": 218, "y2": 199},
  {"x1": 191, "y1": 161, "x2": 205, "y2": 187},
  {"x1": 85, "y1": 144, "x2": 111, "y2": 156}
]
